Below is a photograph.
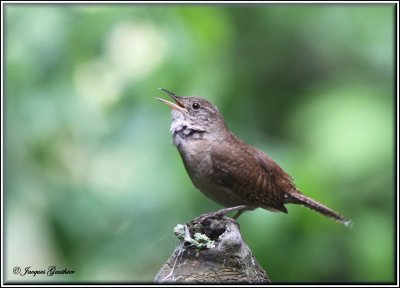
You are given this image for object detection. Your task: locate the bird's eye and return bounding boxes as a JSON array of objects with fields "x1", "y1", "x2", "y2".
[{"x1": 192, "y1": 102, "x2": 201, "y2": 110}]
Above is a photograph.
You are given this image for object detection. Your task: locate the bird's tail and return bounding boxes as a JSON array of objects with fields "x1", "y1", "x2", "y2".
[{"x1": 285, "y1": 192, "x2": 352, "y2": 228}]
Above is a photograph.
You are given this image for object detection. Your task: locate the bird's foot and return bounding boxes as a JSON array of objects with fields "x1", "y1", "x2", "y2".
[{"x1": 192, "y1": 205, "x2": 250, "y2": 224}]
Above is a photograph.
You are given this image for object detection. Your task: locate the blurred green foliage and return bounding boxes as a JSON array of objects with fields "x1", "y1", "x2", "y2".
[{"x1": 5, "y1": 3, "x2": 394, "y2": 283}]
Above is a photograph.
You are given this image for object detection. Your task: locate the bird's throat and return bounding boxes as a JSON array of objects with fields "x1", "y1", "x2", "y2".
[{"x1": 172, "y1": 127, "x2": 205, "y2": 148}]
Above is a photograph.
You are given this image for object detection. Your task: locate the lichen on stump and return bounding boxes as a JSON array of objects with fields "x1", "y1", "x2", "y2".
[{"x1": 155, "y1": 216, "x2": 270, "y2": 284}]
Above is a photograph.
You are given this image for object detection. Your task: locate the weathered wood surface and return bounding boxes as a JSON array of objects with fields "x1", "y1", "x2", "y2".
[{"x1": 155, "y1": 216, "x2": 269, "y2": 284}]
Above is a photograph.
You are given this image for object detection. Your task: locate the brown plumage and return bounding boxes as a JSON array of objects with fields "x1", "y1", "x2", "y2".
[{"x1": 157, "y1": 88, "x2": 352, "y2": 227}]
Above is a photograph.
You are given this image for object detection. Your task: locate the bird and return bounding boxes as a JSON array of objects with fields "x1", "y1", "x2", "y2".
[{"x1": 156, "y1": 88, "x2": 352, "y2": 227}]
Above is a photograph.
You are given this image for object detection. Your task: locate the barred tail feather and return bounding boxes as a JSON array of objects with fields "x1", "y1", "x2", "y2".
[{"x1": 286, "y1": 193, "x2": 352, "y2": 228}]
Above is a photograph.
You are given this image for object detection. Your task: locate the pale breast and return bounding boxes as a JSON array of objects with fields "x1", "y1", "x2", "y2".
[{"x1": 177, "y1": 137, "x2": 213, "y2": 181}]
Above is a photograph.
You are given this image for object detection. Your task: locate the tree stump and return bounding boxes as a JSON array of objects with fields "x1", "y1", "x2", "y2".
[{"x1": 155, "y1": 216, "x2": 270, "y2": 284}]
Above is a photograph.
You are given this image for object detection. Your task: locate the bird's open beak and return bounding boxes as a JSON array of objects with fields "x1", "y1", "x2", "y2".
[{"x1": 155, "y1": 88, "x2": 186, "y2": 111}]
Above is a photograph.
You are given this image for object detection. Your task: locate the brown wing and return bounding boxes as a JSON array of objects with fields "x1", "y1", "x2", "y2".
[
  {"x1": 210, "y1": 140, "x2": 289, "y2": 213},
  {"x1": 251, "y1": 147, "x2": 297, "y2": 193}
]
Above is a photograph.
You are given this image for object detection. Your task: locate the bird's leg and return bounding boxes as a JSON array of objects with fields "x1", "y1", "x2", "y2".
[
  {"x1": 192, "y1": 205, "x2": 250, "y2": 224},
  {"x1": 232, "y1": 208, "x2": 247, "y2": 219}
]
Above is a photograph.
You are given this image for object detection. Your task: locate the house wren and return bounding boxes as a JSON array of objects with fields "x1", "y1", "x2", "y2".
[{"x1": 156, "y1": 88, "x2": 352, "y2": 227}]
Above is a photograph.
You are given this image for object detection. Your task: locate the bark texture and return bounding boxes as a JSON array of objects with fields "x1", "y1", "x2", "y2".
[{"x1": 155, "y1": 216, "x2": 270, "y2": 284}]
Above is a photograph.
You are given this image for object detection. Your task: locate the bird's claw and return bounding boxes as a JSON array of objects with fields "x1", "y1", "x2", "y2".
[{"x1": 190, "y1": 205, "x2": 250, "y2": 224}]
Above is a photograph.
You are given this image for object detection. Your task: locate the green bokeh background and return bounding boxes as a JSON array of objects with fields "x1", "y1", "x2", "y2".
[{"x1": 5, "y1": 3, "x2": 395, "y2": 283}]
